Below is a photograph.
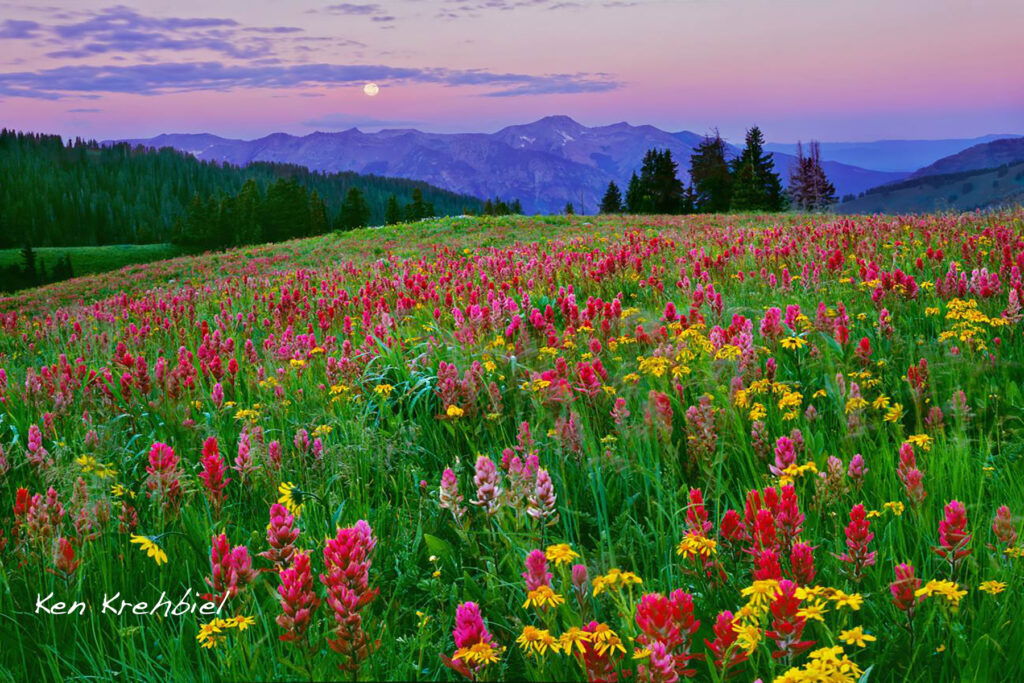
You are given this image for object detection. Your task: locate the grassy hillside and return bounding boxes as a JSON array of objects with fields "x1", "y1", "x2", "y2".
[
  {"x1": 838, "y1": 161, "x2": 1024, "y2": 213},
  {"x1": 0, "y1": 243, "x2": 180, "y2": 282}
]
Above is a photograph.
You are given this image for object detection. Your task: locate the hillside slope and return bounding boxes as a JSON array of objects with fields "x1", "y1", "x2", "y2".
[
  {"x1": 910, "y1": 138, "x2": 1024, "y2": 179},
  {"x1": 766, "y1": 134, "x2": 1021, "y2": 172},
  {"x1": 837, "y1": 161, "x2": 1024, "y2": 213}
]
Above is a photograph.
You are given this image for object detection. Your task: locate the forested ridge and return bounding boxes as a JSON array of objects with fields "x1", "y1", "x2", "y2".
[{"x1": 0, "y1": 130, "x2": 485, "y2": 248}]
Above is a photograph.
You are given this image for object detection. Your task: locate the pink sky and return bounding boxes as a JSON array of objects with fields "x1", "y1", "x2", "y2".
[{"x1": 0, "y1": 0, "x2": 1021, "y2": 142}]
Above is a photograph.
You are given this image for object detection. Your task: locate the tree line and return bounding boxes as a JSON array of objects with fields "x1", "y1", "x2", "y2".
[
  {"x1": 174, "y1": 180, "x2": 449, "y2": 248},
  {"x1": 0, "y1": 130, "x2": 487, "y2": 249},
  {"x1": 599, "y1": 127, "x2": 836, "y2": 215},
  {"x1": 0, "y1": 245, "x2": 74, "y2": 293}
]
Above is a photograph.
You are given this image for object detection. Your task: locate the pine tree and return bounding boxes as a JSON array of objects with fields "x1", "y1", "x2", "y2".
[
  {"x1": 337, "y1": 187, "x2": 371, "y2": 230},
  {"x1": 730, "y1": 126, "x2": 786, "y2": 212},
  {"x1": 564, "y1": 202, "x2": 575, "y2": 215},
  {"x1": 406, "y1": 187, "x2": 429, "y2": 221},
  {"x1": 600, "y1": 181, "x2": 623, "y2": 213},
  {"x1": 651, "y1": 150, "x2": 684, "y2": 213},
  {"x1": 212, "y1": 195, "x2": 235, "y2": 248},
  {"x1": 789, "y1": 141, "x2": 836, "y2": 211},
  {"x1": 625, "y1": 172, "x2": 643, "y2": 213},
  {"x1": 689, "y1": 133, "x2": 733, "y2": 213},
  {"x1": 181, "y1": 193, "x2": 213, "y2": 247},
  {"x1": 680, "y1": 184, "x2": 697, "y2": 214},
  {"x1": 308, "y1": 190, "x2": 329, "y2": 235},
  {"x1": 235, "y1": 179, "x2": 262, "y2": 245},
  {"x1": 510, "y1": 199, "x2": 523, "y2": 214},
  {"x1": 384, "y1": 194, "x2": 402, "y2": 225},
  {"x1": 20, "y1": 244, "x2": 37, "y2": 284}
]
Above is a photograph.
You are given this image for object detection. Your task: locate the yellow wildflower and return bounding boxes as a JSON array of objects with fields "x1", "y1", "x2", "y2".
[
  {"x1": 277, "y1": 482, "x2": 305, "y2": 517},
  {"x1": 979, "y1": 580, "x2": 1007, "y2": 595},
  {"x1": 129, "y1": 535, "x2": 168, "y2": 566},
  {"x1": 558, "y1": 627, "x2": 593, "y2": 655},
  {"x1": 545, "y1": 543, "x2": 580, "y2": 566},
  {"x1": 523, "y1": 585, "x2": 566, "y2": 610},
  {"x1": 838, "y1": 626, "x2": 876, "y2": 647}
]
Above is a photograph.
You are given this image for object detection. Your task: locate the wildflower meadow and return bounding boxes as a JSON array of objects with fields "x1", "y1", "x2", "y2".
[{"x1": 1, "y1": 211, "x2": 1024, "y2": 682}]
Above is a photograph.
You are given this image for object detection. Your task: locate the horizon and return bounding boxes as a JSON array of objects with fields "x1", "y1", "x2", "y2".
[
  {"x1": 16, "y1": 114, "x2": 1024, "y2": 147},
  {"x1": 1, "y1": 0, "x2": 1022, "y2": 143}
]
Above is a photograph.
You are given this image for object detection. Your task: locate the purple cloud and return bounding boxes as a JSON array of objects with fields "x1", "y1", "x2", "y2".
[
  {"x1": 24, "y1": 6, "x2": 319, "y2": 62},
  {"x1": 51, "y1": 6, "x2": 237, "y2": 40},
  {"x1": 322, "y1": 3, "x2": 384, "y2": 14},
  {"x1": 0, "y1": 19, "x2": 41, "y2": 38}
]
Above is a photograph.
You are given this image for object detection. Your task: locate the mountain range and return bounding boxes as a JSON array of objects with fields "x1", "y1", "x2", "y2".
[
  {"x1": 909, "y1": 138, "x2": 1024, "y2": 179},
  {"x1": 838, "y1": 137, "x2": 1024, "y2": 214},
  {"x1": 838, "y1": 161, "x2": 1024, "y2": 214},
  {"x1": 116, "y1": 116, "x2": 918, "y2": 214},
  {"x1": 116, "y1": 118, "x2": 1024, "y2": 214},
  {"x1": 766, "y1": 134, "x2": 1021, "y2": 173}
]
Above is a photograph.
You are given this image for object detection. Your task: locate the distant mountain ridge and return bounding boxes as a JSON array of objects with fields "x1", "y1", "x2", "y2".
[
  {"x1": 838, "y1": 161, "x2": 1024, "y2": 214},
  {"x1": 910, "y1": 138, "x2": 1024, "y2": 179},
  {"x1": 767, "y1": 135, "x2": 1022, "y2": 173},
  {"x1": 836, "y1": 137, "x2": 1024, "y2": 214},
  {"x1": 113, "y1": 116, "x2": 910, "y2": 214}
]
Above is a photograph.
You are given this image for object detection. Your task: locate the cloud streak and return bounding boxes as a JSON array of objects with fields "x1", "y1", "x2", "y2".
[
  {"x1": 321, "y1": 3, "x2": 384, "y2": 15},
  {"x1": 0, "y1": 60, "x2": 621, "y2": 99}
]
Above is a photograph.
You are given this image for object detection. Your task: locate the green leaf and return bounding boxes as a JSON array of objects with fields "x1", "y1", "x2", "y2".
[{"x1": 423, "y1": 533, "x2": 454, "y2": 563}]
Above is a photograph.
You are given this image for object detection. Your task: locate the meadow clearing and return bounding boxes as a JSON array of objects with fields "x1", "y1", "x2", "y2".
[{"x1": 0, "y1": 212, "x2": 1023, "y2": 682}]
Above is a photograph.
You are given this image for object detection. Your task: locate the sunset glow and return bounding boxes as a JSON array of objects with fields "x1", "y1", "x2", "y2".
[{"x1": 1, "y1": 0, "x2": 1021, "y2": 141}]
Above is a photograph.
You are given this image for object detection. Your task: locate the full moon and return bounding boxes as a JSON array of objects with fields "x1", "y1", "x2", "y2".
[{"x1": 363, "y1": 82, "x2": 379, "y2": 97}]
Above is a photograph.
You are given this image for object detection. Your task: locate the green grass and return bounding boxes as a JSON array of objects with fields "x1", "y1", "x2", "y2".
[{"x1": 0, "y1": 243, "x2": 181, "y2": 284}]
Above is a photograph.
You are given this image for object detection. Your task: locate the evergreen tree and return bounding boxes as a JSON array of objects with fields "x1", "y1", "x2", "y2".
[
  {"x1": 789, "y1": 141, "x2": 837, "y2": 211},
  {"x1": 483, "y1": 199, "x2": 494, "y2": 216},
  {"x1": 308, "y1": 190, "x2": 329, "y2": 235},
  {"x1": 20, "y1": 244, "x2": 37, "y2": 284},
  {"x1": 564, "y1": 202, "x2": 575, "y2": 215},
  {"x1": 625, "y1": 172, "x2": 643, "y2": 213},
  {"x1": 384, "y1": 194, "x2": 402, "y2": 225},
  {"x1": 406, "y1": 188, "x2": 429, "y2": 221},
  {"x1": 235, "y1": 179, "x2": 262, "y2": 245},
  {"x1": 181, "y1": 193, "x2": 212, "y2": 247},
  {"x1": 261, "y1": 179, "x2": 295, "y2": 242},
  {"x1": 52, "y1": 254, "x2": 73, "y2": 281},
  {"x1": 681, "y1": 184, "x2": 697, "y2": 214},
  {"x1": 600, "y1": 181, "x2": 623, "y2": 213},
  {"x1": 689, "y1": 133, "x2": 733, "y2": 212},
  {"x1": 730, "y1": 126, "x2": 786, "y2": 211},
  {"x1": 212, "y1": 195, "x2": 234, "y2": 249},
  {"x1": 650, "y1": 150, "x2": 684, "y2": 213},
  {"x1": 510, "y1": 199, "x2": 523, "y2": 214},
  {"x1": 337, "y1": 187, "x2": 371, "y2": 230}
]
